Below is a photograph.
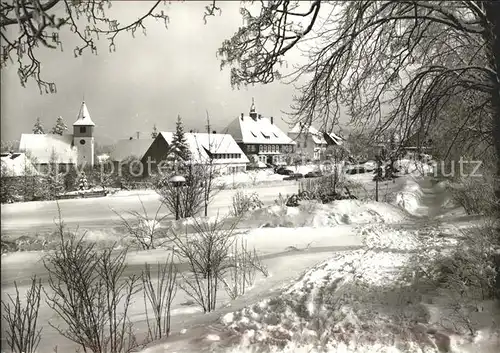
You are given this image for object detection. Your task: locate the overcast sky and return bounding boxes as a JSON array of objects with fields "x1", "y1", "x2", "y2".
[{"x1": 1, "y1": 1, "x2": 312, "y2": 145}]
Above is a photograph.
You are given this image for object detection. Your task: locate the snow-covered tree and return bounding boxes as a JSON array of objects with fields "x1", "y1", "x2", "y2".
[
  {"x1": 170, "y1": 115, "x2": 191, "y2": 164},
  {"x1": 50, "y1": 116, "x2": 68, "y2": 135},
  {"x1": 76, "y1": 171, "x2": 89, "y2": 191},
  {"x1": 42, "y1": 150, "x2": 64, "y2": 200},
  {"x1": 32, "y1": 118, "x2": 45, "y2": 134}
]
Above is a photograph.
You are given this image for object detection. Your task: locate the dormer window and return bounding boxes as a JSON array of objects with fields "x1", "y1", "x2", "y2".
[
  {"x1": 80, "y1": 126, "x2": 87, "y2": 133},
  {"x1": 261, "y1": 132, "x2": 270, "y2": 139},
  {"x1": 251, "y1": 131, "x2": 257, "y2": 137},
  {"x1": 273, "y1": 133, "x2": 278, "y2": 138}
]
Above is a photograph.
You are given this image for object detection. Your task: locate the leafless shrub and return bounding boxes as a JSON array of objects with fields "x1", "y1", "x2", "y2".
[
  {"x1": 169, "y1": 213, "x2": 241, "y2": 312},
  {"x1": 447, "y1": 175, "x2": 497, "y2": 216},
  {"x1": 222, "y1": 239, "x2": 269, "y2": 300},
  {"x1": 115, "y1": 197, "x2": 171, "y2": 250},
  {"x1": 274, "y1": 193, "x2": 289, "y2": 206},
  {"x1": 403, "y1": 220, "x2": 499, "y2": 337},
  {"x1": 231, "y1": 190, "x2": 264, "y2": 217},
  {"x1": 1, "y1": 276, "x2": 43, "y2": 353},
  {"x1": 44, "y1": 216, "x2": 141, "y2": 353},
  {"x1": 155, "y1": 161, "x2": 221, "y2": 219},
  {"x1": 142, "y1": 251, "x2": 178, "y2": 341}
]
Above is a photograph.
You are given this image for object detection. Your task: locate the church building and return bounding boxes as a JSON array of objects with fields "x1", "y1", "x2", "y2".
[{"x1": 19, "y1": 101, "x2": 96, "y2": 171}]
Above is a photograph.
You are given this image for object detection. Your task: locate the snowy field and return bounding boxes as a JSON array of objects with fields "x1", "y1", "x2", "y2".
[{"x1": 3, "y1": 161, "x2": 498, "y2": 353}]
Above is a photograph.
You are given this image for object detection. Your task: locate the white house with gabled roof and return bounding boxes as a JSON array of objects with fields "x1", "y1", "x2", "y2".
[
  {"x1": 288, "y1": 122, "x2": 344, "y2": 161},
  {"x1": 19, "y1": 101, "x2": 96, "y2": 170},
  {"x1": 142, "y1": 131, "x2": 249, "y2": 176},
  {"x1": 225, "y1": 99, "x2": 296, "y2": 166}
]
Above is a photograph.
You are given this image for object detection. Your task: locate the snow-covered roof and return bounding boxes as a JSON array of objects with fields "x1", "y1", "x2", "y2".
[
  {"x1": 159, "y1": 132, "x2": 249, "y2": 164},
  {"x1": 225, "y1": 115, "x2": 295, "y2": 145},
  {"x1": 19, "y1": 133, "x2": 78, "y2": 164},
  {"x1": 1, "y1": 152, "x2": 39, "y2": 176},
  {"x1": 110, "y1": 138, "x2": 154, "y2": 162},
  {"x1": 73, "y1": 102, "x2": 95, "y2": 126},
  {"x1": 290, "y1": 122, "x2": 342, "y2": 145},
  {"x1": 289, "y1": 122, "x2": 322, "y2": 135},
  {"x1": 323, "y1": 131, "x2": 344, "y2": 146}
]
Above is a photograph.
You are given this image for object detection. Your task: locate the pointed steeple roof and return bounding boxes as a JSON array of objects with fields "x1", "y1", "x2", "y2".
[{"x1": 73, "y1": 101, "x2": 95, "y2": 126}]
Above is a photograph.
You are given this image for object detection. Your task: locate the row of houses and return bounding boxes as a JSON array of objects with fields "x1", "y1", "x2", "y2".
[{"x1": 2, "y1": 100, "x2": 346, "y2": 177}]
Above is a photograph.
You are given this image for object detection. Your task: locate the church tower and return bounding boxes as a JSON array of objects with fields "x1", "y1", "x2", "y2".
[{"x1": 73, "y1": 101, "x2": 95, "y2": 167}]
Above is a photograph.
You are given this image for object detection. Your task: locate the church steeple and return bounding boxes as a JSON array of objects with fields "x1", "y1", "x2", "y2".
[
  {"x1": 73, "y1": 101, "x2": 95, "y2": 127},
  {"x1": 73, "y1": 101, "x2": 95, "y2": 167},
  {"x1": 249, "y1": 97, "x2": 258, "y2": 120}
]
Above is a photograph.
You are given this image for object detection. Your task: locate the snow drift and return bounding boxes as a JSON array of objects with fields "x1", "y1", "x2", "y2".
[{"x1": 240, "y1": 200, "x2": 408, "y2": 229}]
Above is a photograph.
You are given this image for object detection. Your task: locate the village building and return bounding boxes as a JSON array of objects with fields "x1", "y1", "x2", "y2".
[
  {"x1": 0, "y1": 152, "x2": 39, "y2": 177},
  {"x1": 18, "y1": 101, "x2": 96, "y2": 171},
  {"x1": 288, "y1": 123, "x2": 344, "y2": 161},
  {"x1": 225, "y1": 99, "x2": 295, "y2": 166},
  {"x1": 142, "y1": 131, "x2": 249, "y2": 176},
  {"x1": 109, "y1": 137, "x2": 154, "y2": 167}
]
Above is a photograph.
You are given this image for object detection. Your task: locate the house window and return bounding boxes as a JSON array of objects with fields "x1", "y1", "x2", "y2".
[{"x1": 80, "y1": 126, "x2": 86, "y2": 133}]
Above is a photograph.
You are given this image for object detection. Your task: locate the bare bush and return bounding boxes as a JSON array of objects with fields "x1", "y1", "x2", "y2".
[
  {"x1": 115, "y1": 198, "x2": 170, "y2": 250},
  {"x1": 274, "y1": 193, "x2": 289, "y2": 206},
  {"x1": 231, "y1": 190, "x2": 264, "y2": 216},
  {"x1": 403, "y1": 220, "x2": 499, "y2": 336},
  {"x1": 222, "y1": 239, "x2": 269, "y2": 300},
  {"x1": 44, "y1": 217, "x2": 141, "y2": 353},
  {"x1": 156, "y1": 164, "x2": 206, "y2": 218},
  {"x1": 142, "y1": 251, "x2": 178, "y2": 341},
  {"x1": 169, "y1": 214, "x2": 240, "y2": 312},
  {"x1": 448, "y1": 175, "x2": 497, "y2": 216},
  {"x1": 1, "y1": 276, "x2": 42, "y2": 353},
  {"x1": 299, "y1": 173, "x2": 362, "y2": 202}
]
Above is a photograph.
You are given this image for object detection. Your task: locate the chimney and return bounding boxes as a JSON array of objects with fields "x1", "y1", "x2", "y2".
[
  {"x1": 136, "y1": 131, "x2": 140, "y2": 139},
  {"x1": 189, "y1": 130, "x2": 193, "y2": 133},
  {"x1": 240, "y1": 113, "x2": 244, "y2": 120},
  {"x1": 212, "y1": 130, "x2": 216, "y2": 134},
  {"x1": 129, "y1": 136, "x2": 133, "y2": 140},
  {"x1": 271, "y1": 116, "x2": 274, "y2": 124}
]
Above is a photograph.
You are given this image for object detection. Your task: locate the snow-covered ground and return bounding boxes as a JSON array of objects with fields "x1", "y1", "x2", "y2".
[
  {"x1": 3, "y1": 166, "x2": 498, "y2": 353},
  {"x1": 136, "y1": 177, "x2": 498, "y2": 353}
]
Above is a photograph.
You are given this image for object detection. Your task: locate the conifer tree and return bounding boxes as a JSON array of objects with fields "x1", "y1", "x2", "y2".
[
  {"x1": 32, "y1": 118, "x2": 45, "y2": 134},
  {"x1": 170, "y1": 115, "x2": 191, "y2": 163},
  {"x1": 50, "y1": 116, "x2": 68, "y2": 135},
  {"x1": 76, "y1": 171, "x2": 89, "y2": 190}
]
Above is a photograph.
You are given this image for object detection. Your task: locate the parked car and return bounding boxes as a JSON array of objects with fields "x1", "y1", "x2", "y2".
[
  {"x1": 305, "y1": 171, "x2": 322, "y2": 178},
  {"x1": 345, "y1": 165, "x2": 367, "y2": 174},
  {"x1": 283, "y1": 173, "x2": 304, "y2": 181},
  {"x1": 276, "y1": 167, "x2": 294, "y2": 175}
]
